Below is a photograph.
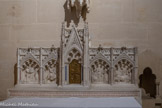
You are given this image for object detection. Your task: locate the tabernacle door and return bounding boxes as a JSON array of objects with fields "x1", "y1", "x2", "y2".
[{"x1": 69, "y1": 59, "x2": 81, "y2": 84}]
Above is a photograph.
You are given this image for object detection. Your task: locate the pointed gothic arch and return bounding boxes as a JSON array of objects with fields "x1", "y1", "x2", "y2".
[
  {"x1": 20, "y1": 53, "x2": 40, "y2": 67},
  {"x1": 90, "y1": 53, "x2": 111, "y2": 66},
  {"x1": 113, "y1": 53, "x2": 135, "y2": 66},
  {"x1": 64, "y1": 25, "x2": 83, "y2": 51}
]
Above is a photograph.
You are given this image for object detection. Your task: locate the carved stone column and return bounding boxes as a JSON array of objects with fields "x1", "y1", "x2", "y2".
[
  {"x1": 134, "y1": 47, "x2": 138, "y2": 86},
  {"x1": 110, "y1": 48, "x2": 113, "y2": 85},
  {"x1": 156, "y1": 81, "x2": 160, "y2": 99},
  {"x1": 83, "y1": 22, "x2": 90, "y2": 87},
  {"x1": 40, "y1": 48, "x2": 43, "y2": 85},
  {"x1": 17, "y1": 48, "x2": 20, "y2": 85}
]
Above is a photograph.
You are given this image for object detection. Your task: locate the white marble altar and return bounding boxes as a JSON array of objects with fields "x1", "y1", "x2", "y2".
[
  {"x1": 8, "y1": 20, "x2": 141, "y2": 104},
  {"x1": 8, "y1": 0, "x2": 142, "y2": 105}
]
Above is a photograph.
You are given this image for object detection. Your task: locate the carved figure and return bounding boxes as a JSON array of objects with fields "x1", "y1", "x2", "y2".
[
  {"x1": 44, "y1": 60, "x2": 57, "y2": 84},
  {"x1": 47, "y1": 66, "x2": 56, "y2": 82}
]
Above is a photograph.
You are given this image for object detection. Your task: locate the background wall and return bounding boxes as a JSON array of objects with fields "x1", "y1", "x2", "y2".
[{"x1": 0, "y1": 0, "x2": 162, "y2": 106}]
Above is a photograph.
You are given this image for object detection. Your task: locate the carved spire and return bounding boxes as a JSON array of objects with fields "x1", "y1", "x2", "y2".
[{"x1": 66, "y1": 0, "x2": 90, "y2": 24}]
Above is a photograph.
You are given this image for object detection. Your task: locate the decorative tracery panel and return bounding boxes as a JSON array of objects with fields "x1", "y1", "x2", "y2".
[
  {"x1": 20, "y1": 59, "x2": 40, "y2": 84},
  {"x1": 114, "y1": 59, "x2": 133, "y2": 84},
  {"x1": 67, "y1": 48, "x2": 82, "y2": 63},
  {"x1": 91, "y1": 59, "x2": 110, "y2": 84}
]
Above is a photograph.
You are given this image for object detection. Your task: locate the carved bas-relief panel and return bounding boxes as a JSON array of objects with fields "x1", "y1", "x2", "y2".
[
  {"x1": 43, "y1": 59, "x2": 57, "y2": 84},
  {"x1": 17, "y1": 46, "x2": 58, "y2": 85},
  {"x1": 91, "y1": 59, "x2": 110, "y2": 84},
  {"x1": 89, "y1": 46, "x2": 137, "y2": 85},
  {"x1": 112, "y1": 47, "x2": 137, "y2": 84},
  {"x1": 42, "y1": 47, "x2": 58, "y2": 85},
  {"x1": 89, "y1": 46, "x2": 111, "y2": 84},
  {"x1": 114, "y1": 59, "x2": 133, "y2": 84},
  {"x1": 21, "y1": 59, "x2": 40, "y2": 84},
  {"x1": 18, "y1": 48, "x2": 41, "y2": 84}
]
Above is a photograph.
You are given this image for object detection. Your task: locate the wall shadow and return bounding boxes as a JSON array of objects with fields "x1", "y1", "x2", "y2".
[
  {"x1": 139, "y1": 67, "x2": 156, "y2": 98},
  {"x1": 64, "y1": 1, "x2": 88, "y2": 27},
  {"x1": 14, "y1": 63, "x2": 17, "y2": 85}
]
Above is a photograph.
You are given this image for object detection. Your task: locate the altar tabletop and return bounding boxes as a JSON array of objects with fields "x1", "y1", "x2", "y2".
[{"x1": 0, "y1": 97, "x2": 142, "y2": 108}]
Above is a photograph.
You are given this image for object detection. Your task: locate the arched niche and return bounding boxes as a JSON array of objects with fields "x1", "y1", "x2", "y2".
[
  {"x1": 90, "y1": 59, "x2": 110, "y2": 84},
  {"x1": 65, "y1": 48, "x2": 82, "y2": 84},
  {"x1": 69, "y1": 59, "x2": 81, "y2": 84},
  {"x1": 20, "y1": 59, "x2": 40, "y2": 84},
  {"x1": 139, "y1": 67, "x2": 156, "y2": 98},
  {"x1": 114, "y1": 59, "x2": 133, "y2": 84}
]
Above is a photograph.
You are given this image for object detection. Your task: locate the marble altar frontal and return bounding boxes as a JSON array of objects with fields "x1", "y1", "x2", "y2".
[
  {"x1": 8, "y1": 0, "x2": 142, "y2": 106},
  {"x1": 1, "y1": 97, "x2": 142, "y2": 108}
]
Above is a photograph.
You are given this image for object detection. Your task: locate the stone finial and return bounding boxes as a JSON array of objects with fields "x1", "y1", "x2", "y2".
[
  {"x1": 98, "y1": 44, "x2": 103, "y2": 52},
  {"x1": 121, "y1": 47, "x2": 127, "y2": 51},
  {"x1": 28, "y1": 47, "x2": 32, "y2": 53},
  {"x1": 51, "y1": 45, "x2": 55, "y2": 52},
  {"x1": 69, "y1": 20, "x2": 75, "y2": 28}
]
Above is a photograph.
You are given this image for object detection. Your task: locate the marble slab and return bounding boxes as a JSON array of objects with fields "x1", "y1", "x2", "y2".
[{"x1": 0, "y1": 97, "x2": 142, "y2": 108}]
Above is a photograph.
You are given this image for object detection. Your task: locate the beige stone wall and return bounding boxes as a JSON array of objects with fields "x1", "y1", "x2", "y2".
[{"x1": 0, "y1": 0, "x2": 162, "y2": 104}]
